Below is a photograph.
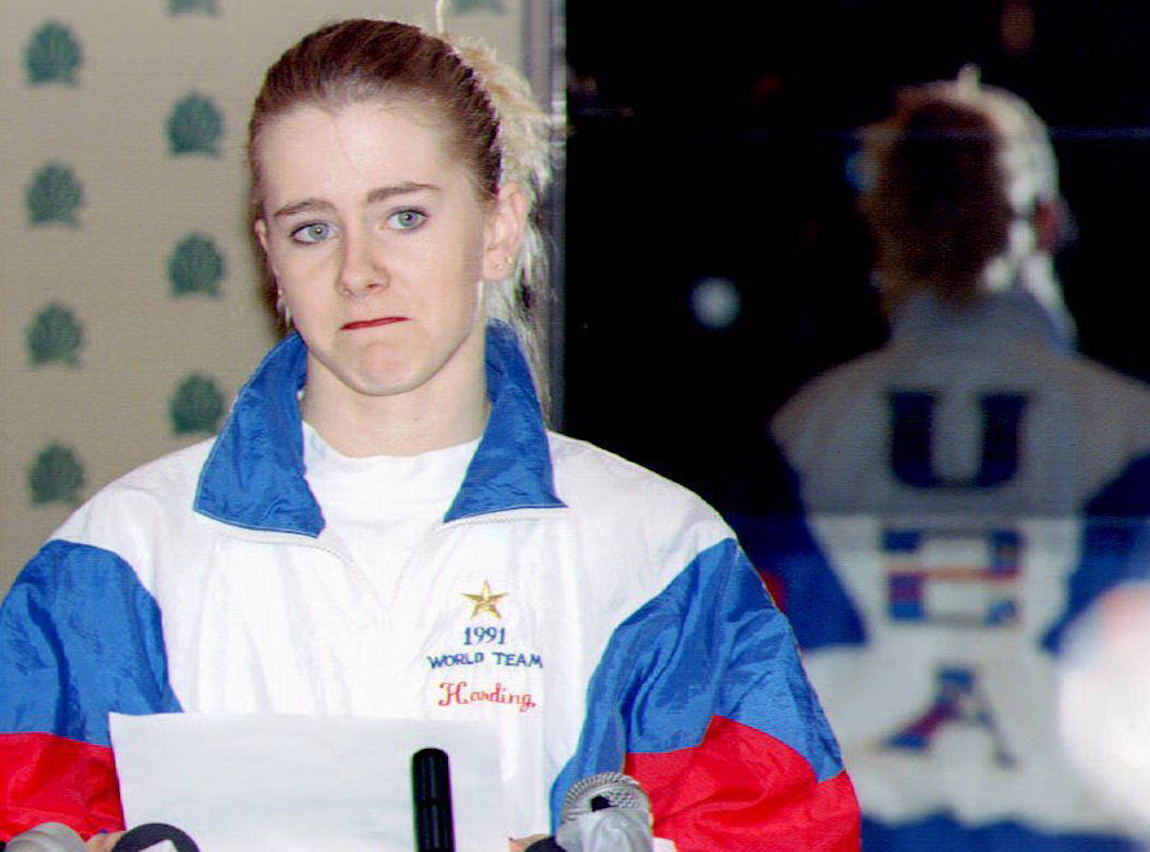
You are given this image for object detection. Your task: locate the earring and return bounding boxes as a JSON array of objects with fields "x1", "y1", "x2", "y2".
[{"x1": 275, "y1": 290, "x2": 292, "y2": 328}]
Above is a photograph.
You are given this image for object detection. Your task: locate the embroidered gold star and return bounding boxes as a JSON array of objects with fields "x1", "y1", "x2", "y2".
[{"x1": 463, "y1": 580, "x2": 507, "y2": 619}]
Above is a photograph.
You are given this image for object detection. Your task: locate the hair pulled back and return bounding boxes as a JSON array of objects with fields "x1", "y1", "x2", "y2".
[
  {"x1": 859, "y1": 71, "x2": 1058, "y2": 313},
  {"x1": 248, "y1": 18, "x2": 555, "y2": 397}
]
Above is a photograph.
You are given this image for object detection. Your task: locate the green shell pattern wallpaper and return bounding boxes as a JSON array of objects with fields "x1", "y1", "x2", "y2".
[
  {"x1": 11, "y1": 13, "x2": 241, "y2": 523},
  {"x1": 170, "y1": 373, "x2": 226, "y2": 434},
  {"x1": 167, "y1": 93, "x2": 224, "y2": 156},
  {"x1": 27, "y1": 444, "x2": 86, "y2": 507},
  {"x1": 26, "y1": 303, "x2": 85, "y2": 367},
  {"x1": 24, "y1": 21, "x2": 82, "y2": 85},
  {"x1": 169, "y1": 0, "x2": 219, "y2": 14},
  {"x1": 169, "y1": 233, "x2": 226, "y2": 296},
  {"x1": 26, "y1": 162, "x2": 84, "y2": 226}
]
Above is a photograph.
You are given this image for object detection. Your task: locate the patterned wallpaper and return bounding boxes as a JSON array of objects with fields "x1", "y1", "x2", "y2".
[{"x1": 1, "y1": 0, "x2": 538, "y2": 593}]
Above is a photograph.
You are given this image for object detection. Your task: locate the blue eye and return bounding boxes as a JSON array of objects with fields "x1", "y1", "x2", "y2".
[
  {"x1": 291, "y1": 222, "x2": 333, "y2": 244},
  {"x1": 388, "y1": 209, "x2": 427, "y2": 230}
]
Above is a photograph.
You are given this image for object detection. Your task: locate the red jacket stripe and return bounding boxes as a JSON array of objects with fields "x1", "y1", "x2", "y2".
[
  {"x1": 0, "y1": 732, "x2": 125, "y2": 840},
  {"x1": 626, "y1": 716, "x2": 860, "y2": 851}
]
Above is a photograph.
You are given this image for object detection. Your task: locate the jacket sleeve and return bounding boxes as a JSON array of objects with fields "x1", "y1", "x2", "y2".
[
  {"x1": 730, "y1": 508, "x2": 866, "y2": 652},
  {"x1": 721, "y1": 436, "x2": 866, "y2": 652},
  {"x1": 0, "y1": 540, "x2": 182, "y2": 840},
  {"x1": 553, "y1": 537, "x2": 860, "y2": 851}
]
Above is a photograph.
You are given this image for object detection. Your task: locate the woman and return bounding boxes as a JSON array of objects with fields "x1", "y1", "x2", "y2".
[{"x1": 0, "y1": 19, "x2": 858, "y2": 850}]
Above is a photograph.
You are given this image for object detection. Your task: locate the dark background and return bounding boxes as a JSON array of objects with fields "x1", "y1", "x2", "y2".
[{"x1": 562, "y1": 0, "x2": 1150, "y2": 510}]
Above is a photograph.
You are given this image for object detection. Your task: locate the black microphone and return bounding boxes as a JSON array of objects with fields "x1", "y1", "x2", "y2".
[
  {"x1": 111, "y1": 824, "x2": 199, "y2": 852},
  {"x1": 412, "y1": 747, "x2": 455, "y2": 851}
]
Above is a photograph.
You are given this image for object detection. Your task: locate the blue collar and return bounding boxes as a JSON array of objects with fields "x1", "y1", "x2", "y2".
[{"x1": 195, "y1": 321, "x2": 564, "y2": 537}]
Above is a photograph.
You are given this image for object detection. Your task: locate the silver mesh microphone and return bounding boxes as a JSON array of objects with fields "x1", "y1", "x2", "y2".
[
  {"x1": 5, "y1": 823, "x2": 86, "y2": 852},
  {"x1": 555, "y1": 772, "x2": 653, "y2": 852}
]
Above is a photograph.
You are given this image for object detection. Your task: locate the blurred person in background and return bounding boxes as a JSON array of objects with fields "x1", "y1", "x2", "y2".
[{"x1": 766, "y1": 67, "x2": 1150, "y2": 850}]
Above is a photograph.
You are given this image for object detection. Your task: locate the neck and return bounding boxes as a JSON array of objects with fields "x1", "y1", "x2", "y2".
[{"x1": 301, "y1": 358, "x2": 490, "y2": 459}]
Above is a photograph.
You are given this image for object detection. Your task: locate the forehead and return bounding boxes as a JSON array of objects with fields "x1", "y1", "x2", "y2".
[{"x1": 256, "y1": 101, "x2": 466, "y2": 199}]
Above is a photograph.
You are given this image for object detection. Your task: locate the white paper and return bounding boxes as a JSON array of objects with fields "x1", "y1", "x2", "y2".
[{"x1": 109, "y1": 713, "x2": 506, "y2": 852}]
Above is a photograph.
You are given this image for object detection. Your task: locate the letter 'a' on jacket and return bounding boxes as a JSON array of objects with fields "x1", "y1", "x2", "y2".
[{"x1": 0, "y1": 321, "x2": 860, "y2": 849}]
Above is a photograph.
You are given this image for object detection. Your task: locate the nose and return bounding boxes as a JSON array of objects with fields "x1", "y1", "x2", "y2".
[{"x1": 337, "y1": 228, "x2": 388, "y2": 296}]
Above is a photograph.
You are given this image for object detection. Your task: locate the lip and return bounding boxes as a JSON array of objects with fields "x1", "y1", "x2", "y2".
[{"x1": 341, "y1": 316, "x2": 408, "y2": 331}]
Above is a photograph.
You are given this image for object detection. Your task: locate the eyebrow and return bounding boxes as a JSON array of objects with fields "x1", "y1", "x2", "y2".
[{"x1": 271, "y1": 181, "x2": 440, "y2": 219}]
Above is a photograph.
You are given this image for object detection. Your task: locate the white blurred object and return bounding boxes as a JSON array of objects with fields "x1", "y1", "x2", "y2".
[
  {"x1": 5, "y1": 822, "x2": 86, "y2": 852},
  {"x1": 1059, "y1": 581, "x2": 1150, "y2": 833},
  {"x1": 690, "y1": 277, "x2": 741, "y2": 330}
]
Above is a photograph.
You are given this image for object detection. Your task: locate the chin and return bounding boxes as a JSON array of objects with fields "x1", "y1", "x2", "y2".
[
  {"x1": 348, "y1": 351, "x2": 424, "y2": 394},
  {"x1": 349, "y1": 370, "x2": 425, "y2": 398}
]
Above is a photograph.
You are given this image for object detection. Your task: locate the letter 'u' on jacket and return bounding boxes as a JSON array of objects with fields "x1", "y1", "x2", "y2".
[{"x1": 0, "y1": 322, "x2": 860, "y2": 849}]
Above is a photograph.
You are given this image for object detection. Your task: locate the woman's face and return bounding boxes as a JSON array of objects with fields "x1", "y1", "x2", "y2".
[{"x1": 255, "y1": 101, "x2": 520, "y2": 410}]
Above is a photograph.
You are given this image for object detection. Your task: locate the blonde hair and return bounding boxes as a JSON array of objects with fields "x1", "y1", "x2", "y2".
[
  {"x1": 443, "y1": 32, "x2": 556, "y2": 399},
  {"x1": 859, "y1": 68, "x2": 1059, "y2": 313}
]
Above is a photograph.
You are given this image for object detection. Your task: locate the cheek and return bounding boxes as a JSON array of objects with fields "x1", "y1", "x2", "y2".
[
  {"x1": 425, "y1": 227, "x2": 487, "y2": 296},
  {"x1": 440, "y1": 278, "x2": 484, "y2": 331},
  {"x1": 262, "y1": 237, "x2": 291, "y2": 282},
  {"x1": 271, "y1": 255, "x2": 329, "y2": 317},
  {"x1": 443, "y1": 275, "x2": 483, "y2": 317},
  {"x1": 270, "y1": 244, "x2": 324, "y2": 287},
  {"x1": 467, "y1": 225, "x2": 496, "y2": 281}
]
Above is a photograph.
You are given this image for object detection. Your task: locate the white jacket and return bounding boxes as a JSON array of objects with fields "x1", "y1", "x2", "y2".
[{"x1": 0, "y1": 323, "x2": 858, "y2": 849}]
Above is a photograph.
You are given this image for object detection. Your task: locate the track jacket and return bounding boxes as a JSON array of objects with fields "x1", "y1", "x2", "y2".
[
  {"x1": 767, "y1": 290, "x2": 1150, "y2": 850},
  {"x1": 0, "y1": 322, "x2": 859, "y2": 849}
]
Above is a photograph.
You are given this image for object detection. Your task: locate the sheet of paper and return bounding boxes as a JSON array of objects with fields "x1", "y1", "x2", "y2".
[{"x1": 110, "y1": 713, "x2": 506, "y2": 852}]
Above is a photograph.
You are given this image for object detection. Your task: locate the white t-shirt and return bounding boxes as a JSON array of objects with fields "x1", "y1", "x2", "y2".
[{"x1": 302, "y1": 422, "x2": 479, "y2": 603}]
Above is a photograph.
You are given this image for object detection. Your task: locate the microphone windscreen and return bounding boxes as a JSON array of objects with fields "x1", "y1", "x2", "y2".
[
  {"x1": 5, "y1": 823, "x2": 86, "y2": 852},
  {"x1": 560, "y1": 772, "x2": 650, "y2": 823}
]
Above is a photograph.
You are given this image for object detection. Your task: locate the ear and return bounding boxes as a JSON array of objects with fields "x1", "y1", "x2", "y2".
[
  {"x1": 254, "y1": 218, "x2": 270, "y2": 254},
  {"x1": 482, "y1": 183, "x2": 529, "y2": 280}
]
